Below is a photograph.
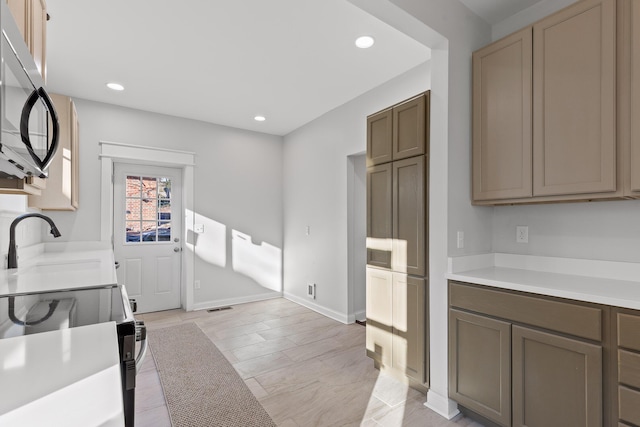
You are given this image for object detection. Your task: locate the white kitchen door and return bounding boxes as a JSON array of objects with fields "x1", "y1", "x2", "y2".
[{"x1": 113, "y1": 163, "x2": 182, "y2": 313}]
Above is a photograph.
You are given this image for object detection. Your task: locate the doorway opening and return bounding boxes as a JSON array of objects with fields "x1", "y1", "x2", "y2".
[
  {"x1": 99, "y1": 141, "x2": 196, "y2": 312},
  {"x1": 347, "y1": 152, "x2": 367, "y2": 322}
]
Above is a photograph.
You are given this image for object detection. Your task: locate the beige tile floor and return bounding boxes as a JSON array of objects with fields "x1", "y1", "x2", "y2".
[{"x1": 134, "y1": 297, "x2": 483, "y2": 427}]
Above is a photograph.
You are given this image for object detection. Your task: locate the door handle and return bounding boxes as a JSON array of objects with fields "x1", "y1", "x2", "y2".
[{"x1": 174, "y1": 247, "x2": 181, "y2": 252}]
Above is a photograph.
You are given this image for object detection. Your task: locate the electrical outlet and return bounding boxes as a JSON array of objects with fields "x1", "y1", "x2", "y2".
[
  {"x1": 306, "y1": 226, "x2": 311, "y2": 236},
  {"x1": 307, "y1": 283, "x2": 316, "y2": 299},
  {"x1": 516, "y1": 226, "x2": 529, "y2": 243},
  {"x1": 194, "y1": 280, "x2": 201, "y2": 289},
  {"x1": 194, "y1": 224, "x2": 204, "y2": 233},
  {"x1": 456, "y1": 231, "x2": 464, "y2": 249}
]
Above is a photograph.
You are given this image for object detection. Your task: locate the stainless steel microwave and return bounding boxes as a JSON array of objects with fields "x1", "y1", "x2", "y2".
[{"x1": 0, "y1": 1, "x2": 58, "y2": 179}]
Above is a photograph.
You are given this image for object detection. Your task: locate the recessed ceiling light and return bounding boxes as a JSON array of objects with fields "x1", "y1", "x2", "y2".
[
  {"x1": 355, "y1": 36, "x2": 375, "y2": 49},
  {"x1": 254, "y1": 115, "x2": 266, "y2": 122},
  {"x1": 106, "y1": 82, "x2": 124, "y2": 91}
]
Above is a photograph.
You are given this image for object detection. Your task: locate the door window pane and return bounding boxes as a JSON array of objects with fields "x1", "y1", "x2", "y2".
[
  {"x1": 126, "y1": 221, "x2": 141, "y2": 242},
  {"x1": 124, "y1": 175, "x2": 172, "y2": 244},
  {"x1": 159, "y1": 177, "x2": 171, "y2": 199},
  {"x1": 157, "y1": 222, "x2": 171, "y2": 241},
  {"x1": 126, "y1": 176, "x2": 141, "y2": 197},
  {"x1": 142, "y1": 177, "x2": 157, "y2": 199},
  {"x1": 158, "y1": 199, "x2": 171, "y2": 220},
  {"x1": 141, "y1": 198, "x2": 156, "y2": 221},
  {"x1": 126, "y1": 199, "x2": 140, "y2": 221}
]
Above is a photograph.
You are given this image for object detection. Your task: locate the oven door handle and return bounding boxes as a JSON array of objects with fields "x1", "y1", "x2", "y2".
[{"x1": 135, "y1": 321, "x2": 148, "y2": 372}]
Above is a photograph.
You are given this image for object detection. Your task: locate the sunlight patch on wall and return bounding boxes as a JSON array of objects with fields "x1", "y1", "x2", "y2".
[
  {"x1": 232, "y1": 230, "x2": 282, "y2": 292},
  {"x1": 185, "y1": 210, "x2": 226, "y2": 267}
]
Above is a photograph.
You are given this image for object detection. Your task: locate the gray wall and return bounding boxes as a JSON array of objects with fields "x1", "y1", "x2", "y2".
[
  {"x1": 492, "y1": 201, "x2": 640, "y2": 262},
  {"x1": 42, "y1": 99, "x2": 284, "y2": 307},
  {"x1": 282, "y1": 61, "x2": 431, "y2": 319}
]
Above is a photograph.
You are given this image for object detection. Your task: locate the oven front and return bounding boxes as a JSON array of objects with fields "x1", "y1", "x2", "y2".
[{"x1": 0, "y1": 284, "x2": 146, "y2": 427}]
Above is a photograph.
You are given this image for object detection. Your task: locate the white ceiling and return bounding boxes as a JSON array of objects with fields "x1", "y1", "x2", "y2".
[
  {"x1": 458, "y1": 0, "x2": 544, "y2": 25},
  {"x1": 45, "y1": 0, "x2": 542, "y2": 137}
]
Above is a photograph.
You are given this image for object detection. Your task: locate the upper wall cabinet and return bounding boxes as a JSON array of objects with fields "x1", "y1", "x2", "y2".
[
  {"x1": 622, "y1": 0, "x2": 640, "y2": 196},
  {"x1": 630, "y1": 0, "x2": 640, "y2": 194},
  {"x1": 29, "y1": 94, "x2": 79, "y2": 210},
  {"x1": 366, "y1": 93, "x2": 429, "y2": 167},
  {"x1": 6, "y1": 0, "x2": 47, "y2": 80},
  {"x1": 472, "y1": 0, "x2": 623, "y2": 205}
]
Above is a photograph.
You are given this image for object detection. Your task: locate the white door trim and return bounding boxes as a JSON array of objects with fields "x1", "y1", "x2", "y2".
[{"x1": 99, "y1": 140, "x2": 196, "y2": 311}]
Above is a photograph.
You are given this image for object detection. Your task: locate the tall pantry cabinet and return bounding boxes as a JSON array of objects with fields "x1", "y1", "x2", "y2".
[{"x1": 365, "y1": 92, "x2": 430, "y2": 390}]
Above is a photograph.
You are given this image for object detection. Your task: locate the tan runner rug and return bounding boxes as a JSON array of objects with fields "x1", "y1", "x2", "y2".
[{"x1": 148, "y1": 322, "x2": 276, "y2": 427}]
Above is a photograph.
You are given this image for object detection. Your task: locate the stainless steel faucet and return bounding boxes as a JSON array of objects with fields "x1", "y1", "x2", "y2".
[{"x1": 7, "y1": 213, "x2": 61, "y2": 269}]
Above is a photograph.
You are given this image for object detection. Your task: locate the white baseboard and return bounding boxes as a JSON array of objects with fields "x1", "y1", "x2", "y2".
[
  {"x1": 190, "y1": 292, "x2": 282, "y2": 312},
  {"x1": 353, "y1": 309, "x2": 366, "y2": 322},
  {"x1": 283, "y1": 292, "x2": 350, "y2": 324},
  {"x1": 425, "y1": 390, "x2": 459, "y2": 420}
]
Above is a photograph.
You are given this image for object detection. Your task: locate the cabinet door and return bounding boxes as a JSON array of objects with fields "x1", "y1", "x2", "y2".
[
  {"x1": 392, "y1": 156, "x2": 426, "y2": 276},
  {"x1": 365, "y1": 267, "x2": 392, "y2": 367},
  {"x1": 392, "y1": 94, "x2": 426, "y2": 161},
  {"x1": 472, "y1": 28, "x2": 532, "y2": 201},
  {"x1": 627, "y1": 0, "x2": 640, "y2": 193},
  {"x1": 367, "y1": 108, "x2": 392, "y2": 167},
  {"x1": 70, "y1": 101, "x2": 79, "y2": 208},
  {"x1": 6, "y1": 0, "x2": 47, "y2": 80},
  {"x1": 6, "y1": 0, "x2": 28, "y2": 41},
  {"x1": 29, "y1": 94, "x2": 78, "y2": 210},
  {"x1": 533, "y1": 0, "x2": 616, "y2": 196},
  {"x1": 30, "y1": 0, "x2": 46, "y2": 80},
  {"x1": 512, "y1": 325, "x2": 602, "y2": 427},
  {"x1": 449, "y1": 309, "x2": 511, "y2": 427},
  {"x1": 392, "y1": 274, "x2": 426, "y2": 384},
  {"x1": 366, "y1": 163, "x2": 392, "y2": 269}
]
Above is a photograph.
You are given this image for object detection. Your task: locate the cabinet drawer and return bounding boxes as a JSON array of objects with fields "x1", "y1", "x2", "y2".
[
  {"x1": 619, "y1": 349, "x2": 640, "y2": 389},
  {"x1": 618, "y1": 313, "x2": 640, "y2": 351},
  {"x1": 450, "y1": 282, "x2": 603, "y2": 341},
  {"x1": 619, "y1": 385, "x2": 640, "y2": 426}
]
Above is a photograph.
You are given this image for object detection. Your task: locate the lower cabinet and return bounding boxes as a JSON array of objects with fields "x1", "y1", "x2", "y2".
[
  {"x1": 449, "y1": 281, "x2": 606, "y2": 427},
  {"x1": 366, "y1": 266, "x2": 427, "y2": 386},
  {"x1": 449, "y1": 309, "x2": 511, "y2": 426},
  {"x1": 392, "y1": 273, "x2": 426, "y2": 383},
  {"x1": 366, "y1": 267, "x2": 393, "y2": 368},
  {"x1": 512, "y1": 326, "x2": 602, "y2": 427}
]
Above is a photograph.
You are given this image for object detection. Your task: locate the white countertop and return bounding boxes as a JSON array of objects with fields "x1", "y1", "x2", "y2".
[
  {"x1": 0, "y1": 245, "x2": 118, "y2": 297},
  {"x1": 446, "y1": 253, "x2": 640, "y2": 310},
  {"x1": 0, "y1": 321, "x2": 125, "y2": 427}
]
